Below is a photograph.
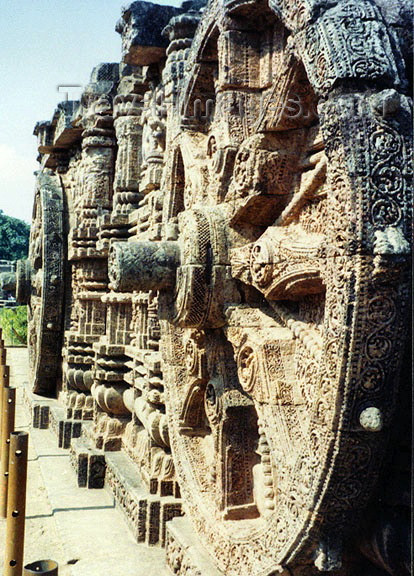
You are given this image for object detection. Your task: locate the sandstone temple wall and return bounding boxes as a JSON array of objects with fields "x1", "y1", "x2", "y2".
[{"x1": 3, "y1": 1, "x2": 412, "y2": 574}]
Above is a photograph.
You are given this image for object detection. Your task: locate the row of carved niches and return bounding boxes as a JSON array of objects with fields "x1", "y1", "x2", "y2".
[
  {"x1": 68, "y1": 262, "x2": 106, "y2": 336},
  {"x1": 68, "y1": 295, "x2": 107, "y2": 340},
  {"x1": 101, "y1": 292, "x2": 134, "y2": 346}
]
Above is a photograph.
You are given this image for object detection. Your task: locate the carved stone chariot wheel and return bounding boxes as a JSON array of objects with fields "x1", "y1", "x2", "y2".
[
  {"x1": 18, "y1": 171, "x2": 65, "y2": 396},
  {"x1": 110, "y1": 0, "x2": 411, "y2": 573}
]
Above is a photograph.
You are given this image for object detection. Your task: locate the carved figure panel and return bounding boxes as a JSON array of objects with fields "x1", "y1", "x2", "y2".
[
  {"x1": 110, "y1": 1, "x2": 412, "y2": 574},
  {"x1": 17, "y1": 1, "x2": 412, "y2": 575}
]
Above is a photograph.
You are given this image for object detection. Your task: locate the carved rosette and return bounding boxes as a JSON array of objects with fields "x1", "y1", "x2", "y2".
[{"x1": 28, "y1": 171, "x2": 65, "y2": 396}]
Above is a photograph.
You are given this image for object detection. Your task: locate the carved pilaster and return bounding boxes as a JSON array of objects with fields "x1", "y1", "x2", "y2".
[{"x1": 63, "y1": 63, "x2": 119, "y2": 419}]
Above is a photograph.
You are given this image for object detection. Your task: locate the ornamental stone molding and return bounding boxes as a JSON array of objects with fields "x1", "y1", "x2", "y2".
[{"x1": 6, "y1": 1, "x2": 411, "y2": 574}]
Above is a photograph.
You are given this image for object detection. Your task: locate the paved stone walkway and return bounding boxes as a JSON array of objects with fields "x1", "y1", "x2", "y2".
[{"x1": 0, "y1": 348, "x2": 166, "y2": 576}]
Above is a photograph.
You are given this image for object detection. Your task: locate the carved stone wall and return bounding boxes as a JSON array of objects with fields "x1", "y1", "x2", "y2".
[{"x1": 6, "y1": 1, "x2": 412, "y2": 575}]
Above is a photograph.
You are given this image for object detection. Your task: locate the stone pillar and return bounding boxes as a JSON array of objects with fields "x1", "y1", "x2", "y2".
[
  {"x1": 63, "y1": 64, "x2": 118, "y2": 421},
  {"x1": 92, "y1": 67, "x2": 148, "y2": 450}
]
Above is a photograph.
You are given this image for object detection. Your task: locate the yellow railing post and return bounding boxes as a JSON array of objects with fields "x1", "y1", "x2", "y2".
[
  {"x1": 4, "y1": 431, "x2": 29, "y2": 576},
  {"x1": 0, "y1": 386, "x2": 16, "y2": 516}
]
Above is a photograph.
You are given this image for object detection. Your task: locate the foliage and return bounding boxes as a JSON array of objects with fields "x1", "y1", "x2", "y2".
[
  {"x1": 0, "y1": 306, "x2": 28, "y2": 346},
  {"x1": 0, "y1": 210, "x2": 30, "y2": 261}
]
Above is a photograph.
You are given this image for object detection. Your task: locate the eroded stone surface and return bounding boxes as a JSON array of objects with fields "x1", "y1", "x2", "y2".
[{"x1": 17, "y1": 1, "x2": 412, "y2": 575}]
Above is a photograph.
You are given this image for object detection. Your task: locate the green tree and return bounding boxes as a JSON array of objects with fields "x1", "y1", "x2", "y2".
[
  {"x1": 0, "y1": 306, "x2": 27, "y2": 346},
  {"x1": 0, "y1": 210, "x2": 30, "y2": 261}
]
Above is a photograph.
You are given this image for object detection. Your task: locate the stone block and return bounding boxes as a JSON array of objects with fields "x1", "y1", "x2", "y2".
[
  {"x1": 70, "y1": 437, "x2": 106, "y2": 489},
  {"x1": 105, "y1": 451, "x2": 182, "y2": 547}
]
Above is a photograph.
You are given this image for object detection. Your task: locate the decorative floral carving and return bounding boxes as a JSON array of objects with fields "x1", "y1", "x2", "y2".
[{"x1": 20, "y1": 1, "x2": 412, "y2": 575}]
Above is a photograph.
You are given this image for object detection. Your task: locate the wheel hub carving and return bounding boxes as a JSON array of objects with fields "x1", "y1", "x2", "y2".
[
  {"x1": 106, "y1": 0, "x2": 412, "y2": 573},
  {"x1": 109, "y1": 206, "x2": 232, "y2": 329}
]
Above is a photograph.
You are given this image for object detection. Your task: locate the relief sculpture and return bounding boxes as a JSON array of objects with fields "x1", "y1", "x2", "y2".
[{"x1": 3, "y1": 1, "x2": 411, "y2": 574}]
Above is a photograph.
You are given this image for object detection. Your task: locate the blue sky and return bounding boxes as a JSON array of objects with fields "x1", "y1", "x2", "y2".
[{"x1": 0, "y1": 0, "x2": 180, "y2": 223}]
